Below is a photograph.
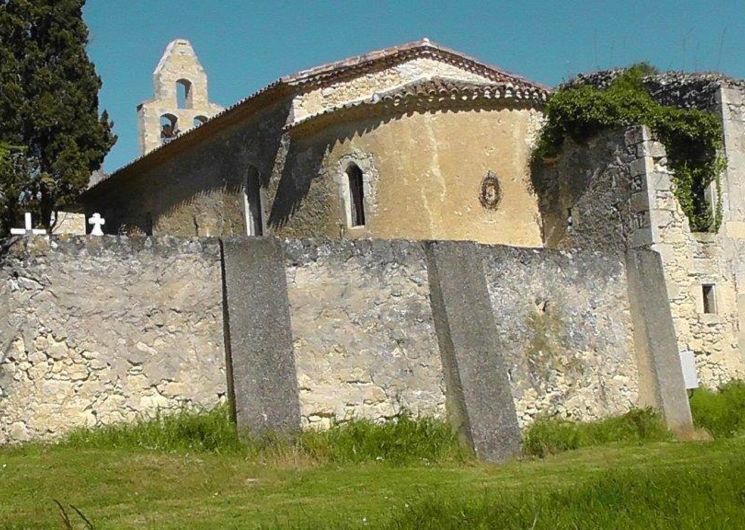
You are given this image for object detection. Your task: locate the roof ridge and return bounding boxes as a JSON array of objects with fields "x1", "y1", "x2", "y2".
[{"x1": 280, "y1": 38, "x2": 548, "y2": 91}]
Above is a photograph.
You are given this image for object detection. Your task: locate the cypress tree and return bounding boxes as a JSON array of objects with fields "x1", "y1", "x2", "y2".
[{"x1": 0, "y1": 0, "x2": 115, "y2": 232}]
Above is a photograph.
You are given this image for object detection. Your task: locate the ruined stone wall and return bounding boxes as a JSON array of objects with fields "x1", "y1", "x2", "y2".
[
  {"x1": 536, "y1": 124, "x2": 745, "y2": 389},
  {"x1": 274, "y1": 106, "x2": 544, "y2": 246},
  {"x1": 283, "y1": 239, "x2": 445, "y2": 428},
  {"x1": 0, "y1": 237, "x2": 226, "y2": 443},
  {"x1": 532, "y1": 128, "x2": 636, "y2": 251},
  {"x1": 481, "y1": 246, "x2": 639, "y2": 426},
  {"x1": 631, "y1": 126, "x2": 745, "y2": 387}
]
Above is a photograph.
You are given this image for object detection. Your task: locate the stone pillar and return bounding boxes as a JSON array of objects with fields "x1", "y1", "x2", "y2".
[
  {"x1": 425, "y1": 241, "x2": 521, "y2": 462},
  {"x1": 626, "y1": 247, "x2": 694, "y2": 434},
  {"x1": 220, "y1": 237, "x2": 300, "y2": 436}
]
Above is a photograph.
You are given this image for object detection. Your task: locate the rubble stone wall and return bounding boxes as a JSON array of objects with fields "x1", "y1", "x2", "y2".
[
  {"x1": 481, "y1": 246, "x2": 639, "y2": 426},
  {"x1": 0, "y1": 237, "x2": 226, "y2": 444},
  {"x1": 2, "y1": 235, "x2": 648, "y2": 444},
  {"x1": 283, "y1": 239, "x2": 446, "y2": 428},
  {"x1": 535, "y1": 122, "x2": 745, "y2": 390}
]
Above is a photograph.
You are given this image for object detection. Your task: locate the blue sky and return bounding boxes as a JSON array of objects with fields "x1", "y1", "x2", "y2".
[{"x1": 83, "y1": 0, "x2": 745, "y2": 172}]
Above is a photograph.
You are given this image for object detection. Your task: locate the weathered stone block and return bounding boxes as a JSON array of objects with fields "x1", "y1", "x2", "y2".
[
  {"x1": 426, "y1": 241, "x2": 521, "y2": 462},
  {"x1": 221, "y1": 237, "x2": 301, "y2": 436},
  {"x1": 625, "y1": 247, "x2": 693, "y2": 434}
]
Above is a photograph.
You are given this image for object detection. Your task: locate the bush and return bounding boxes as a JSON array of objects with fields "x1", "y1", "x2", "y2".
[
  {"x1": 383, "y1": 456, "x2": 745, "y2": 529},
  {"x1": 523, "y1": 408, "x2": 671, "y2": 458},
  {"x1": 690, "y1": 380, "x2": 745, "y2": 438},
  {"x1": 537, "y1": 65, "x2": 724, "y2": 232}
]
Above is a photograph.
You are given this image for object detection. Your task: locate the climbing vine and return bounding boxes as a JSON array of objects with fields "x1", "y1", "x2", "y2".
[{"x1": 537, "y1": 64, "x2": 725, "y2": 232}]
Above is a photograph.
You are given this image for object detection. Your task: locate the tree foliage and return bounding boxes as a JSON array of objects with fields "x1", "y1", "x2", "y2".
[
  {"x1": 0, "y1": 0, "x2": 116, "y2": 232},
  {"x1": 537, "y1": 65, "x2": 724, "y2": 232}
]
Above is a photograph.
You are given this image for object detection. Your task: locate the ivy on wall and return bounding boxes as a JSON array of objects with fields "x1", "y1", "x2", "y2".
[{"x1": 537, "y1": 65, "x2": 724, "y2": 232}]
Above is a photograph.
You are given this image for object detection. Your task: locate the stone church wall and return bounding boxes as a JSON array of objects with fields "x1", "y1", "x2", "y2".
[
  {"x1": 0, "y1": 237, "x2": 226, "y2": 444},
  {"x1": 1, "y1": 235, "x2": 649, "y2": 444},
  {"x1": 82, "y1": 98, "x2": 292, "y2": 239},
  {"x1": 274, "y1": 106, "x2": 544, "y2": 247},
  {"x1": 291, "y1": 57, "x2": 495, "y2": 122}
]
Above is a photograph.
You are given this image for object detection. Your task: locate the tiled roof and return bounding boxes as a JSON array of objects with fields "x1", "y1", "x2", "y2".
[
  {"x1": 85, "y1": 39, "x2": 547, "y2": 194},
  {"x1": 288, "y1": 76, "x2": 548, "y2": 133},
  {"x1": 280, "y1": 38, "x2": 548, "y2": 92}
]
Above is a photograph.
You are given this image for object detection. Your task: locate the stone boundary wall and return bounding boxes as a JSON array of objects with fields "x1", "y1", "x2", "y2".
[
  {"x1": 1, "y1": 234, "x2": 691, "y2": 450},
  {"x1": 481, "y1": 245, "x2": 640, "y2": 426},
  {"x1": 0, "y1": 237, "x2": 226, "y2": 444},
  {"x1": 283, "y1": 239, "x2": 446, "y2": 428}
]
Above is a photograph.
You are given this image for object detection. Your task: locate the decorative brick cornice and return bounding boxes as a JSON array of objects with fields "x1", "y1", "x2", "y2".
[{"x1": 287, "y1": 77, "x2": 547, "y2": 136}]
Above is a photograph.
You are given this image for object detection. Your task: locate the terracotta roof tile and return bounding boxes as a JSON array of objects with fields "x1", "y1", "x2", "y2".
[{"x1": 288, "y1": 77, "x2": 548, "y2": 132}]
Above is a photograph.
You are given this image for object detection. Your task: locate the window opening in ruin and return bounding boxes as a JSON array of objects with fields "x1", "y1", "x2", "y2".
[
  {"x1": 702, "y1": 284, "x2": 717, "y2": 314},
  {"x1": 346, "y1": 163, "x2": 366, "y2": 227},
  {"x1": 193, "y1": 115, "x2": 208, "y2": 128},
  {"x1": 244, "y1": 166, "x2": 263, "y2": 236},
  {"x1": 567, "y1": 207, "x2": 573, "y2": 228},
  {"x1": 176, "y1": 79, "x2": 193, "y2": 109},
  {"x1": 160, "y1": 114, "x2": 179, "y2": 144}
]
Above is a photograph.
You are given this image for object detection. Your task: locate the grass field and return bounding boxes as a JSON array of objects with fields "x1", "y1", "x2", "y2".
[
  {"x1": 1, "y1": 437, "x2": 744, "y2": 529},
  {"x1": 2, "y1": 400, "x2": 745, "y2": 529}
]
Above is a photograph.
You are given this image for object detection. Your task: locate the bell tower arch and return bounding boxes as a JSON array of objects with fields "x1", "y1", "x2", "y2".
[{"x1": 137, "y1": 39, "x2": 223, "y2": 155}]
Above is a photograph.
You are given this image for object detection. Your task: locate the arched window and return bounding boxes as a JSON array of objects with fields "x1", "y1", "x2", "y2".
[
  {"x1": 346, "y1": 163, "x2": 366, "y2": 227},
  {"x1": 244, "y1": 166, "x2": 264, "y2": 236},
  {"x1": 160, "y1": 114, "x2": 179, "y2": 144},
  {"x1": 193, "y1": 115, "x2": 208, "y2": 128},
  {"x1": 176, "y1": 79, "x2": 192, "y2": 109}
]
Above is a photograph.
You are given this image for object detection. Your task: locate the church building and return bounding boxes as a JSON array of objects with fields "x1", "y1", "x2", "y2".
[{"x1": 80, "y1": 38, "x2": 548, "y2": 246}]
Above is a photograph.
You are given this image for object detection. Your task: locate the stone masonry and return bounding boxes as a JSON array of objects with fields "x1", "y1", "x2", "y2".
[
  {"x1": 137, "y1": 39, "x2": 223, "y2": 155},
  {"x1": 0, "y1": 236, "x2": 226, "y2": 443},
  {"x1": 1, "y1": 234, "x2": 682, "y2": 453}
]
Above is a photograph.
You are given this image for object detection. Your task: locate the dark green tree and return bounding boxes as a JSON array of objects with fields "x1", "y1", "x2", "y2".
[{"x1": 0, "y1": 0, "x2": 115, "y2": 232}]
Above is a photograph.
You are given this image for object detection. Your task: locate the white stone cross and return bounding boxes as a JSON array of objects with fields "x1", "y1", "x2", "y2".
[
  {"x1": 88, "y1": 213, "x2": 106, "y2": 236},
  {"x1": 10, "y1": 212, "x2": 47, "y2": 236}
]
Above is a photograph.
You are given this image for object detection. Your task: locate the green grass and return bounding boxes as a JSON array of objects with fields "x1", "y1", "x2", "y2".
[
  {"x1": 58, "y1": 406, "x2": 468, "y2": 466},
  {"x1": 2, "y1": 435, "x2": 743, "y2": 528},
  {"x1": 2, "y1": 397, "x2": 745, "y2": 528},
  {"x1": 383, "y1": 452, "x2": 745, "y2": 529},
  {"x1": 61, "y1": 406, "x2": 246, "y2": 454},
  {"x1": 523, "y1": 408, "x2": 672, "y2": 457},
  {"x1": 690, "y1": 380, "x2": 745, "y2": 438}
]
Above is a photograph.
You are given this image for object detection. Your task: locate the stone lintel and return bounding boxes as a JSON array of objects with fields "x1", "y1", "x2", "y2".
[
  {"x1": 221, "y1": 237, "x2": 300, "y2": 437},
  {"x1": 425, "y1": 240, "x2": 521, "y2": 462}
]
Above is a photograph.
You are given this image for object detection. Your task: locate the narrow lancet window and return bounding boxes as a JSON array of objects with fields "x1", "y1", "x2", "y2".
[
  {"x1": 703, "y1": 284, "x2": 716, "y2": 314},
  {"x1": 347, "y1": 163, "x2": 365, "y2": 227}
]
